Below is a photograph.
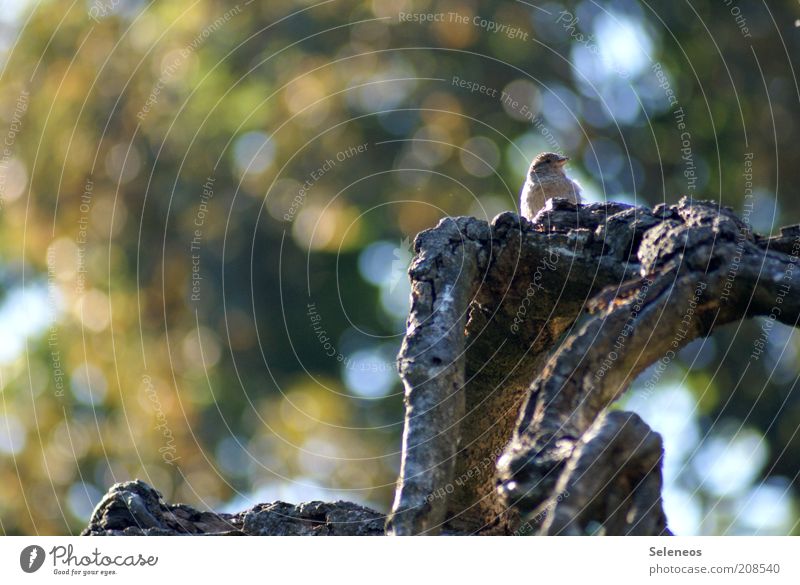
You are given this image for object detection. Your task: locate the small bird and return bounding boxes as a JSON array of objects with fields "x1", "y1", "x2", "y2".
[{"x1": 519, "y1": 152, "x2": 581, "y2": 219}]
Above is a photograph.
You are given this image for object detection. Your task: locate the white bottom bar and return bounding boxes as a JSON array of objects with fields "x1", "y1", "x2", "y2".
[{"x1": 1, "y1": 536, "x2": 797, "y2": 583}]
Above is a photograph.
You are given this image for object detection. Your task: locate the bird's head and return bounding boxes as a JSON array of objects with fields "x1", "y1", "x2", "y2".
[{"x1": 530, "y1": 152, "x2": 569, "y2": 175}]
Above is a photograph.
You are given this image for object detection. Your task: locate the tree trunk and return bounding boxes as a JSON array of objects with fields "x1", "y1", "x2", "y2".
[{"x1": 86, "y1": 198, "x2": 800, "y2": 536}]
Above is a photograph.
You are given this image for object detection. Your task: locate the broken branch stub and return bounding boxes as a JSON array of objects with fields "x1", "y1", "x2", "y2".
[{"x1": 388, "y1": 197, "x2": 800, "y2": 536}]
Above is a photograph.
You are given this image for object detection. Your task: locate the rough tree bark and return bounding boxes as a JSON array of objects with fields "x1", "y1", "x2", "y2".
[
  {"x1": 82, "y1": 480, "x2": 385, "y2": 535},
  {"x1": 85, "y1": 198, "x2": 800, "y2": 536}
]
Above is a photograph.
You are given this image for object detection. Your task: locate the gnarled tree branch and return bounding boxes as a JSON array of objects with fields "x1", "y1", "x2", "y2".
[
  {"x1": 388, "y1": 197, "x2": 800, "y2": 535},
  {"x1": 87, "y1": 198, "x2": 800, "y2": 536}
]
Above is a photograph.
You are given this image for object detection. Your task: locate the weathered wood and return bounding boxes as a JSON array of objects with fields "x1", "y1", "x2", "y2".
[
  {"x1": 83, "y1": 480, "x2": 385, "y2": 536},
  {"x1": 86, "y1": 198, "x2": 800, "y2": 537},
  {"x1": 389, "y1": 197, "x2": 800, "y2": 535}
]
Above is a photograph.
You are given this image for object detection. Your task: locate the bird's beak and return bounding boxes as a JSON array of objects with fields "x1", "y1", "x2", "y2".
[{"x1": 557, "y1": 156, "x2": 569, "y2": 166}]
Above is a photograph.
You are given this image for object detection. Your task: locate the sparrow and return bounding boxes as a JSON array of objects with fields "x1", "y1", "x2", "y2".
[{"x1": 519, "y1": 152, "x2": 581, "y2": 219}]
